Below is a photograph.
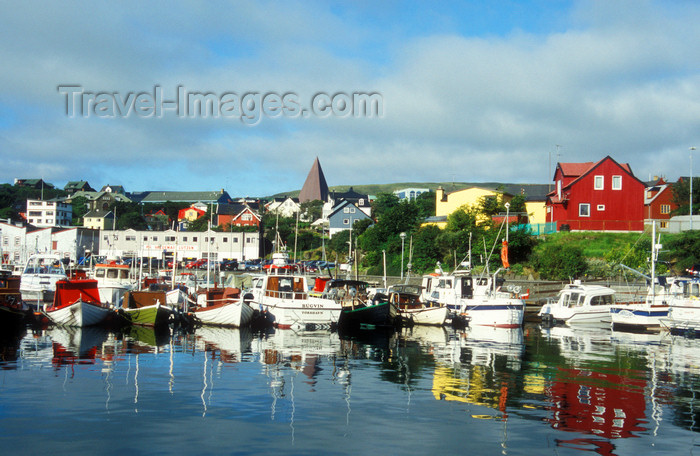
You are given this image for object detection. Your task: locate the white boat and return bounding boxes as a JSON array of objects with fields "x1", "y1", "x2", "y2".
[
  {"x1": 610, "y1": 222, "x2": 670, "y2": 332},
  {"x1": 19, "y1": 253, "x2": 68, "y2": 302},
  {"x1": 422, "y1": 266, "x2": 524, "y2": 328},
  {"x1": 248, "y1": 271, "x2": 341, "y2": 329},
  {"x1": 193, "y1": 287, "x2": 254, "y2": 327},
  {"x1": 93, "y1": 262, "x2": 136, "y2": 306},
  {"x1": 389, "y1": 284, "x2": 448, "y2": 326},
  {"x1": 659, "y1": 277, "x2": 700, "y2": 336},
  {"x1": 538, "y1": 282, "x2": 617, "y2": 326},
  {"x1": 45, "y1": 278, "x2": 113, "y2": 327}
]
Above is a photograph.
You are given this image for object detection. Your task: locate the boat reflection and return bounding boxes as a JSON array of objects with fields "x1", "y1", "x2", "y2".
[
  {"x1": 430, "y1": 326, "x2": 524, "y2": 413},
  {"x1": 48, "y1": 326, "x2": 109, "y2": 368},
  {"x1": 195, "y1": 326, "x2": 253, "y2": 364}
]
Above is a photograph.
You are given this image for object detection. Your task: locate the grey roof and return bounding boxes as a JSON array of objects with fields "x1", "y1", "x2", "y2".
[
  {"x1": 136, "y1": 190, "x2": 232, "y2": 204},
  {"x1": 299, "y1": 157, "x2": 329, "y2": 203},
  {"x1": 84, "y1": 210, "x2": 114, "y2": 218},
  {"x1": 329, "y1": 187, "x2": 371, "y2": 207}
]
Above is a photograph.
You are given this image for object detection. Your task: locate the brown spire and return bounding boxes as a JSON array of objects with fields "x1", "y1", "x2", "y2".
[{"x1": 299, "y1": 157, "x2": 329, "y2": 203}]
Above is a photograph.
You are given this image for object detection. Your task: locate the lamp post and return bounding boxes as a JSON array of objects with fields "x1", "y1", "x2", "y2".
[
  {"x1": 691, "y1": 147, "x2": 696, "y2": 230},
  {"x1": 400, "y1": 232, "x2": 406, "y2": 280}
]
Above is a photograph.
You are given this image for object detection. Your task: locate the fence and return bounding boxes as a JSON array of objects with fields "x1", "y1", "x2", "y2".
[{"x1": 512, "y1": 222, "x2": 557, "y2": 235}]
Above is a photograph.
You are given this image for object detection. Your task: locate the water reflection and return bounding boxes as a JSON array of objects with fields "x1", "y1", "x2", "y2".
[{"x1": 4, "y1": 322, "x2": 700, "y2": 454}]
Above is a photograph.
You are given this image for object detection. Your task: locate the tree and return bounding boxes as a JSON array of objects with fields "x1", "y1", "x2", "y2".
[
  {"x1": 71, "y1": 195, "x2": 89, "y2": 226},
  {"x1": 300, "y1": 200, "x2": 323, "y2": 222},
  {"x1": 371, "y1": 192, "x2": 400, "y2": 221},
  {"x1": 672, "y1": 178, "x2": 700, "y2": 216},
  {"x1": 531, "y1": 244, "x2": 588, "y2": 280}
]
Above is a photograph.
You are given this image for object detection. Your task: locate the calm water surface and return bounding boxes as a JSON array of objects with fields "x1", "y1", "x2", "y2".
[{"x1": 1, "y1": 322, "x2": 699, "y2": 455}]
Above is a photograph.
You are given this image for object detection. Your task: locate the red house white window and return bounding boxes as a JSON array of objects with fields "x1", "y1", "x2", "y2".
[
  {"x1": 579, "y1": 203, "x2": 591, "y2": 217},
  {"x1": 612, "y1": 176, "x2": 622, "y2": 190},
  {"x1": 594, "y1": 175, "x2": 604, "y2": 190}
]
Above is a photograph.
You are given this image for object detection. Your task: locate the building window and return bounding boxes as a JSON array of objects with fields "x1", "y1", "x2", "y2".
[
  {"x1": 242, "y1": 213, "x2": 252, "y2": 221},
  {"x1": 2, "y1": 236, "x2": 7, "y2": 246},
  {"x1": 660, "y1": 204, "x2": 671, "y2": 215},
  {"x1": 14, "y1": 236, "x2": 20, "y2": 246},
  {"x1": 594, "y1": 176, "x2": 604, "y2": 190},
  {"x1": 579, "y1": 203, "x2": 590, "y2": 217},
  {"x1": 193, "y1": 237, "x2": 198, "y2": 242},
  {"x1": 165, "y1": 236, "x2": 175, "y2": 242},
  {"x1": 660, "y1": 221, "x2": 669, "y2": 229},
  {"x1": 597, "y1": 204, "x2": 605, "y2": 211},
  {"x1": 343, "y1": 207, "x2": 350, "y2": 213},
  {"x1": 343, "y1": 218, "x2": 350, "y2": 225},
  {"x1": 126, "y1": 236, "x2": 136, "y2": 241},
  {"x1": 223, "y1": 237, "x2": 228, "y2": 243},
  {"x1": 143, "y1": 236, "x2": 148, "y2": 242},
  {"x1": 612, "y1": 175, "x2": 622, "y2": 190}
]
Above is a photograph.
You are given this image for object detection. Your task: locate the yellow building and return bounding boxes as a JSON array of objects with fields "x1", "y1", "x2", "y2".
[{"x1": 423, "y1": 186, "x2": 512, "y2": 228}]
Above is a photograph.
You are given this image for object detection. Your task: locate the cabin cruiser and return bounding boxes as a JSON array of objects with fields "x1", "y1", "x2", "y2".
[
  {"x1": 19, "y1": 253, "x2": 68, "y2": 303},
  {"x1": 538, "y1": 282, "x2": 617, "y2": 326}
]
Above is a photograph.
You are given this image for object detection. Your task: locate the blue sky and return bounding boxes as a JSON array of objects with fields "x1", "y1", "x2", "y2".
[{"x1": 1, "y1": 0, "x2": 699, "y2": 197}]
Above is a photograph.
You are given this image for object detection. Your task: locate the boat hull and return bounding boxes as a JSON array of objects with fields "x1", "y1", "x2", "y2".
[
  {"x1": 122, "y1": 304, "x2": 171, "y2": 327},
  {"x1": 338, "y1": 302, "x2": 397, "y2": 329},
  {"x1": 46, "y1": 299, "x2": 113, "y2": 327},
  {"x1": 194, "y1": 300, "x2": 254, "y2": 327},
  {"x1": 459, "y1": 299, "x2": 524, "y2": 328},
  {"x1": 610, "y1": 305, "x2": 668, "y2": 331},
  {"x1": 400, "y1": 305, "x2": 448, "y2": 326}
]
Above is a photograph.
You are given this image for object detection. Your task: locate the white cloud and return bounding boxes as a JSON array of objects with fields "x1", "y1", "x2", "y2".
[{"x1": 1, "y1": 1, "x2": 700, "y2": 195}]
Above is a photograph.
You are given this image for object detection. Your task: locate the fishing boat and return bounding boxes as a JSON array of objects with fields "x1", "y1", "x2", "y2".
[
  {"x1": 248, "y1": 255, "x2": 341, "y2": 329},
  {"x1": 19, "y1": 253, "x2": 67, "y2": 303},
  {"x1": 389, "y1": 283, "x2": 447, "y2": 326},
  {"x1": 538, "y1": 282, "x2": 617, "y2": 326},
  {"x1": 333, "y1": 279, "x2": 400, "y2": 330},
  {"x1": 422, "y1": 266, "x2": 524, "y2": 328},
  {"x1": 121, "y1": 290, "x2": 173, "y2": 327},
  {"x1": 44, "y1": 278, "x2": 114, "y2": 327},
  {"x1": 0, "y1": 269, "x2": 30, "y2": 326},
  {"x1": 93, "y1": 262, "x2": 136, "y2": 306},
  {"x1": 192, "y1": 287, "x2": 255, "y2": 327}
]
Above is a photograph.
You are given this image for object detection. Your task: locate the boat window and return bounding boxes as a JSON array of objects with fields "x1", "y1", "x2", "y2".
[
  {"x1": 591, "y1": 294, "x2": 614, "y2": 305},
  {"x1": 693, "y1": 283, "x2": 700, "y2": 297},
  {"x1": 119, "y1": 270, "x2": 129, "y2": 279},
  {"x1": 95, "y1": 269, "x2": 105, "y2": 278},
  {"x1": 438, "y1": 279, "x2": 452, "y2": 289},
  {"x1": 107, "y1": 269, "x2": 118, "y2": 279},
  {"x1": 569, "y1": 293, "x2": 581, "y2": 306}
]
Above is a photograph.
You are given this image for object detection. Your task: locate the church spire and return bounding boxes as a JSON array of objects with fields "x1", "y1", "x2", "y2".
[{"x1": 299, "y1": 157, "x2": 329, "y2": 203}]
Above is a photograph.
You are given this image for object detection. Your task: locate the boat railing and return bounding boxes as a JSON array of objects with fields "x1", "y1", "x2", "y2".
[{"x1": 264, "y1": 289, "x2": 308, "y2": 300}]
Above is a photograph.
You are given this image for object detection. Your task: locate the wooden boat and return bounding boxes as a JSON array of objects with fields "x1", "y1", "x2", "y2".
[
  {"x1": 193, "y1": 287, "x2": 255, "y2": 327},
  {"x1": 121, "y1": 290, "x2": 173, "y2": 327},
  {"x1": 45, "y1": 278, "x2": 113, "y2": 327},
  {"x1": 335, "y1": 280, "x2": 399, "y2": 330},
  {"x1": 389, "y1": 284, "x2": 448, "y2": 326},
  {"x1": 0, "y1": 269, "x2": 30, "y2": 327}
]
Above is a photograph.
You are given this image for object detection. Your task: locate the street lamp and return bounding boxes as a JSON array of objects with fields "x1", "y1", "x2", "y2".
[
  {"x1": 691, "y1": 147, "x2": 696, "y2": 230},
  {"x1": 400, "y1": 232, "x2": 406, "y2": 280}
]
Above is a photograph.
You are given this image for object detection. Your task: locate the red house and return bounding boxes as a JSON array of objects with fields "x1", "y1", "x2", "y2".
[
  {"x1": 216, "y1": 203, "x2": 262, "y2": 229},
  {"x1": 546, "y1": 156, "x2": 645, "y2": 232},
  {"x1": 644, "y1": 178, "x2": 678, "y2": 229}
]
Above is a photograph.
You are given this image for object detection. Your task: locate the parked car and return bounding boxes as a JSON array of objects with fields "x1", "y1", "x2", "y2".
[
  {"x1": 221, "y1": 259, "x2": 239, "y2": 271},
  {"x1": 185, "y1": 259, "x2": 208, "y2": 270}
]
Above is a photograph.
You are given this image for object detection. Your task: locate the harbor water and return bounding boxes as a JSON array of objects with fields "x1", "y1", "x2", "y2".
[{"x1": 1, "y1": 323, "x2": 699, "y2": 455}]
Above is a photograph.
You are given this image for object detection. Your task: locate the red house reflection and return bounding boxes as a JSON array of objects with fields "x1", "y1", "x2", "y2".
[{"x1": 546, "y1": 368, "x2": 647, "y2": 441}]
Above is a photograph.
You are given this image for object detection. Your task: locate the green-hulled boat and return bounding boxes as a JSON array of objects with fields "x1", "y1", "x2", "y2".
[{"x1": 122, "y1": 291, "x2": 172, "y2": 326}]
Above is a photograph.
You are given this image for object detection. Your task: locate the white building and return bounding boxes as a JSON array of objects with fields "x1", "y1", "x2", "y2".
[
  {"x1": 393, "y1": 188, "x2": 430, "y2": 201},
  {"x1": 25, "y1": 198, "x2": 73, "y2": 227},
  {"x1": 0, "y1": 220, "x2": 98, "y2": 267},
  {"x1": 99, "y1": 229, "x2": 261, "y2": 263}
]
